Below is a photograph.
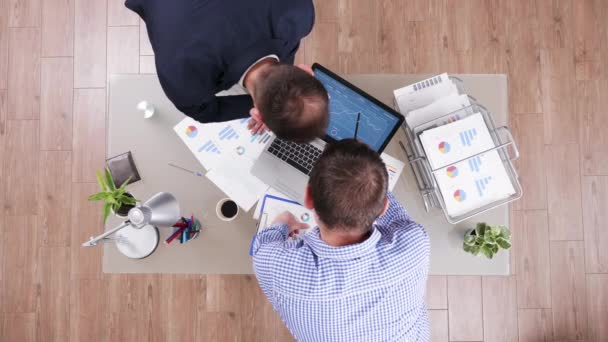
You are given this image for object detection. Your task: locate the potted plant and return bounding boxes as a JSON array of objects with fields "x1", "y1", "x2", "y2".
[
  {"x1": 463, "y1": 222, "x2": 511, "y2": 259},
  {"x1": 88, "y1": 168, "x2": 138, "y2": 223}
]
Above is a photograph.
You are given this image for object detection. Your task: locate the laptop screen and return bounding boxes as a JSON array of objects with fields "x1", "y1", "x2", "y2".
[{"x1": 314, "y1": 66, "x2": 403, "y2": 152}]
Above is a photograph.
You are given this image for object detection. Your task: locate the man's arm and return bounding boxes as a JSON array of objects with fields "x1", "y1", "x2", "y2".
[
  {"x1": 251, "y1": 223, "x2": 290, "y2": 302},
  {"x1": 177, "y1": 95, "x2": 253, "y2": 124}
]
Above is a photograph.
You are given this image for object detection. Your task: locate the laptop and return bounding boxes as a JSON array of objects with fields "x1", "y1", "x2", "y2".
[{"x1": 251, "y1": 63, "x2": 405, "y2": 203}]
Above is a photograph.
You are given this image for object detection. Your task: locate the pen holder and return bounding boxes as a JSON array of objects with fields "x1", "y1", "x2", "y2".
[{"x1": 165, "y1": 216, "x2": 201, "y2": 245}]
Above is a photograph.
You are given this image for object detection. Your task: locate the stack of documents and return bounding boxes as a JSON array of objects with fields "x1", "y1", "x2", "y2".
[
  {"x1": 174, "y1": 117, "x2": 271, "y2": 211},
  {"x1": 419, "y1": 114, "x2": 515, "y2": 217}
]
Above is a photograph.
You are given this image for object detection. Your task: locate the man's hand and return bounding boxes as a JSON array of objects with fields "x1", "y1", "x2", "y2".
[
  {"x1": 247, "y1": 107, "x2": 268, "y2": 135},
  {"x1": 272, "y1": 211, "x2": 309, "y2": 237}
]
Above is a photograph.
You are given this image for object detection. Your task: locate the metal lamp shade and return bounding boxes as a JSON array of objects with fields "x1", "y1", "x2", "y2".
[{"x1": 128, "y1": 192, "x2": 181, "y2": 228}]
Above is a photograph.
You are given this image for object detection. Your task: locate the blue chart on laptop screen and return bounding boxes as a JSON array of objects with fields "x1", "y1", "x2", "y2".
[{"x1": 315, "y1": 69, "x2": 400, "y2": 151}]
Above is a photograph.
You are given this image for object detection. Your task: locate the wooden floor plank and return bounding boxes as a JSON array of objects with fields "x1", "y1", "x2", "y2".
[
  {"x1": 506, "y1": 46, "x2": 543, "y2": 114},
  {"x1": 426, "y1": 275, "x2": 447, "y2": 310},
  {"x1": 512, "y1": 114, "x2": 548, "y2": 210},
  {"x1": 0, "y1": 216, "x2": 39, "y2": 313},
  {"x1": 71, "y1": 88, "x2": 105, "y2": 183},
  {"x1": 313, "y1": 0, "x2": 337, "y2": 22},
  {"x1": 428, "y1": 310, "x2": 448, "y2": 342},
  {"x1": 304, "y1": 21, "x2": 339, "y2": 71},
  {"x1": 1, "y1": 313, "x2": 36, "y2": 342},
  {"x1": 206, "y1": 275, "x2": 242, "y2": 313},
  {"x1": 448, "y1": 47, "x2": 505, "y2": 74},
  {"x1": 198, "y1": 312, "x2": 241, "y2": 342},
  {"x1": 162, "y1": 275, "x2": 205, "y2": 342},
  {"x1": 0, "y1": 0, "x2": 8, "y2": 89},
  {"x1": 545, "y1": 144, "x2": 584, "y2": 240},
  {"x1": 582, "y1": 176, "x2": 608, "y2": 273},
  {"x1": 573, "y1": 0, "x2": 608, "y2": 81},
  {"x1": 239, "y1": 275, "x2": 289, "y2": 342},
  {"x1": 69, "y1": 279, "x2": 106, "y2": 342},
  {"x1": 377, "y1": 0, "x2": 405, "y2": 73},
  {"x1": 69, "y1": 183, "x2": 103, "y2": 279},
  {"x1": 0, "y1": 91, "x2": 6, "y2": 207},
  {"x1": 107, "y1": 0, "x2": 138, "y2": 26},
  {"x1": 536, "y1": 0, "x2": 574, "y2": 49},
  {"x1": 2, "y1": 120, "x2": 39, "y2": 215},
  {"x1": 550, "y1": 241, "x2": 587, "y2": 340},
  {"x1": 518, "y1": 309, "x2": 554, "y2": 342},
  {"x1": 139, "y1": 20, "x2": 153, "y2": 56},
  {"x1": 447, "y1": 276, "x2": 483, "y2": 341},
  {"x1": 8, "y1": 0, "x2": 41, "y2": 27},
  {"x1": 337, "y1": 0, "x2": 378, "y2": 73},
  {"x1": 37, "y1": 246, "x2": 70, "y2": 342},
  {"x1": 8, "y1": 28, "x2": 40, "y2": 119},
  {"x1": 512, "y1": 210, "x2": 552, "y2": 308},
  {"x1": 586, "y1": 274, "x2": 608, "y2": 342},
  {"x1": 74, "y1": 0, "x2": 106, "y2": 88},
  {"x1": 40, "y1": 57, "x2": 73, "y2": 151},
  {"x1": 402, "y1": 20, "x2": 447, "y2": 73},
  {"x1": 41, "y1": 0, "x2": 74, "y2": 57},
  {"x1": 540, "y1": 48, "x2": 577, "y2": 144},
  {"x1": 482, "y1": 276, "x2": 518, "y2": 342},
  {"x1": 105, "y1": 275, "x2": 163, "y2": 342},
  {"x1": 107, "y1": 26, "x2": 139, "y2": 75},
  {"x1": 577, "y1": 80, "x2": 608, "y2": 175},
  {"x1": 38, "y1": 151, "x2": 72, "y2": 246}
]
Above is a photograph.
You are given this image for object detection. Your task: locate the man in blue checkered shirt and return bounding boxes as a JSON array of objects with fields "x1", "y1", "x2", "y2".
[{"x1": 252, "y1": 139, "x2": 430, "y2": 341}]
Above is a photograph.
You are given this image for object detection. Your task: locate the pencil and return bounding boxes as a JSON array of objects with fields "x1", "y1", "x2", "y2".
[{"x1": 165, "y1": 227, "x2": 185, "y2": 244}]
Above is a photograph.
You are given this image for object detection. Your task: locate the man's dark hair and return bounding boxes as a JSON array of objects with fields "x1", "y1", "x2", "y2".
[
  {"x1": 256, "y1": 65, "x2": 329, "y2": 142},
  {"x1": 309, "y1": 139, "x2": 388, "y2": 232}
]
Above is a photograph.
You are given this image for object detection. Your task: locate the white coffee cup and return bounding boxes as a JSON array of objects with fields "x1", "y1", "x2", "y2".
[{"x1": 216, "y1": 198, "x2": 239, "y2": 221}]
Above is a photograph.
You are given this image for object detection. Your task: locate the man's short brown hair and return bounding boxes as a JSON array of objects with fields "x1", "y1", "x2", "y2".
[
  {"x1": 308, "y1": 139, "x2": 388, "y2": 232},
  {"x1": 255, "y1": 65, "x2": 329, "y2": 142}
]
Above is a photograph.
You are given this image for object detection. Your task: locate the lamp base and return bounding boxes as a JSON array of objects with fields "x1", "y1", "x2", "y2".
[{"x1": 114, "y1": 224, "x2": 160, "y2": 259}]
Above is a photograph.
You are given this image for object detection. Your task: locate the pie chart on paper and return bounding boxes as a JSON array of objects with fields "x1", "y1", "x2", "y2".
[
  {"x1": 438, "y1": 141, "x2": 451, "y2": 154},
  {"x1": 185, "y1": 125, "x2": 198, "y2": 138},
  {"x1": 446, "y1": 165, "x2": 458, "y2": 178},
  {"x1": 453, "y1": 189, "x2": 467, "y2": 202}
]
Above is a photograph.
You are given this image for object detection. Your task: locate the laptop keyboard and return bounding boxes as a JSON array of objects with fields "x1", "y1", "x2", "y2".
[{"x1": 267, "y1": 139, "x2": 323, "y2": 175}]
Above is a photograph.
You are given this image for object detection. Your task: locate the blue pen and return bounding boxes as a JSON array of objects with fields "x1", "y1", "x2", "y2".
[{"x1": 168, "y1": 163, "x2": 205, "y2": 177}]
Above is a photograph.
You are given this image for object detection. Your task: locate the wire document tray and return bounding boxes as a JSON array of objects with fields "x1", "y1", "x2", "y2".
[{"x1": 401, "y1": 98, "x2": 522, "y2": 224}]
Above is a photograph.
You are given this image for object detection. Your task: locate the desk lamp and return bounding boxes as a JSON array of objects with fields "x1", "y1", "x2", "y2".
[{"x1": 82, "y1": 192, "x2": 180, "y2": 259}]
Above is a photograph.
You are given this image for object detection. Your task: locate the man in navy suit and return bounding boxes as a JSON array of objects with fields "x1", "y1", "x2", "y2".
[{"x1": 126, "y1": 0, "x2": 329, "y2": 142}]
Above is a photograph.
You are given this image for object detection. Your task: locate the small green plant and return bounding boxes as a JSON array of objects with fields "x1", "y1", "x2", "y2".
[
  {"x1": 88, "y1": 168, "x2": 137, "y2": 223},
  {"x1": 463, "y1": 223, "x2": 511, "y2": 259}
]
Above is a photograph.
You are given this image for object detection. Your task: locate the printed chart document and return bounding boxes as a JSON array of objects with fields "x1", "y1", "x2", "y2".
[
  {"x1": 381, "y1": 153, "x2": 405, "y2": 192},
  {"x1": 256, "y1": 194, "x2": 317, "y2": 235},
  {"x1": 393, "y1": 73, "x2": 458, "y2": 114},
  {"x1": 174, "y1": 117, "x2": 273, "y2": 210},
  {"x1": 419, "y1": 113, "x2": 495, "y2": 170},
  {"x1": 434, "y1": 150, "x2": 515, "y2": 217}
]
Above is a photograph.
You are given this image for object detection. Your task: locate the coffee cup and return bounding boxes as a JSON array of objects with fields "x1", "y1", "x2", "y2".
[{"x1": 216, "y1": 198, "x2": 239, "y2": 221}]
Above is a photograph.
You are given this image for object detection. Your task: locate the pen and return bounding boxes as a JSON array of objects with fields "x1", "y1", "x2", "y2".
[
  {"x1": 398, "y1": 140, "x2": 408, "y2": 158},
  {"x1": 354, "y1": 112, "x2": 361, "y2": 140},
  {"x1": 165, "y1": 227, "x2": 185, "y2": 244},
  {"x1": 168, "y1": 163, "x2": 205, "y2": 177}
]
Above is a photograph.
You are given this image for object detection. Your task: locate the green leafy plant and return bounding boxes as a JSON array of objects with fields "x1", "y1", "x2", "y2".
[
  {"x1": 88, "y1": 168, "x2": 137, "y2": 223},
  {"x1": 463, "y1": 223, "x2": 511, "y2": 259}
]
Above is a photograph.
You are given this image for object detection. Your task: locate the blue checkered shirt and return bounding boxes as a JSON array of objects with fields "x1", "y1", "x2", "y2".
[{"x1": 252, "y1": 193, "x2": 430, "y2": 341}]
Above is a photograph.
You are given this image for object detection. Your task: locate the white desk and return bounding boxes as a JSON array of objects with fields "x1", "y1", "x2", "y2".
[{"x1": 104, "y1": 74, "x2": 510, "y2": 275}]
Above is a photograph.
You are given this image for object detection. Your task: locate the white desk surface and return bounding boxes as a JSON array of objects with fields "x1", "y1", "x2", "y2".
[{"x1": 104, "y1": 73, "x2": 510, "y2": 275}]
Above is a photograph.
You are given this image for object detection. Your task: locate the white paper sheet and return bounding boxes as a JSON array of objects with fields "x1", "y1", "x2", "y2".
[
  {"x1": 256, "y1": 194, "x2": 317, "y2": 237},
  {"x1": 173, "y1": 117, "x2": 272, "y2": 171},
  {"x1": 419, "y1": 113, "x2": 495, "y2": 170},
  {"x1": 434, "y1": 150, "x2": 516, "y2": 217},
  {"x1": 206, "y1": 163, "x2": 269, "y2": 212},
  {"x1": 381, "y1": 153, "x2": 405, "y2": 192},
  {"x1": 393, "y1": 73, "x2": 459, "y2": 114},
  {"x1": 406, "y1": 94, "x2": 471, "y2": 130}
]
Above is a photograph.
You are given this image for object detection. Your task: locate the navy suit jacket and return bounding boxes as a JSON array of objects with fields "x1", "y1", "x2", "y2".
[{"x1": 126, "y1": 0, "x2": 315, "y2": 123}]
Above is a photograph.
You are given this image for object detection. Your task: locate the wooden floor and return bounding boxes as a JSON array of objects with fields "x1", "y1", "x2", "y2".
[{"x1": 0, "y1": 0, "x2": 607, "y2": 341}]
